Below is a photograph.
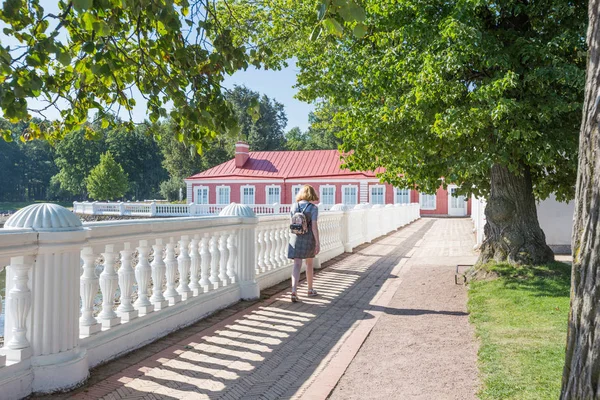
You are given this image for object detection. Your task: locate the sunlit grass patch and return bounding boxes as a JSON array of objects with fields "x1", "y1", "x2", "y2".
[{"x1": 468, "y1": 261, "x2": 570, "y2": 400}]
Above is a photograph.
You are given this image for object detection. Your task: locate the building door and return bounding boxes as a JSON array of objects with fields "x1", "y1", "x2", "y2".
[{"x1": 448, "y1": 185, "x2": 467, "y2": 216}]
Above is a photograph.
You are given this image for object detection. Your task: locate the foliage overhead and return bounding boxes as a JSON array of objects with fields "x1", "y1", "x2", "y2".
[
  {"x1": 0, "y1": 0, "x2": 273, "y2": 147},
  {"x1": 86, "y1": 150, "x2": 128, "y2": 200},
  {"x1": 223, "y1": 0, "x2": 587, "y2": 199}
]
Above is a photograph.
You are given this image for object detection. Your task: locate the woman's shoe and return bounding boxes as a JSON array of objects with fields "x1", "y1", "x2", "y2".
[
  {"x1": 307, "y1": 289, "x2": 318, "y2": 297},
  {"x1": 291, "y1": 292, "x2": 298, "y2": 303}
]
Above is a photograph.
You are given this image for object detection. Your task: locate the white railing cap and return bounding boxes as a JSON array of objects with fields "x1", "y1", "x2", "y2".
[
  {"x1": 330, "y1": 204, "x2": 349, "y2": 212},
  {"x1": 219, "y1": 203, "x2": 256, "y2": 218},
  {"x1": 5, "y1": 203, "x2": 83, "y2": 232}
]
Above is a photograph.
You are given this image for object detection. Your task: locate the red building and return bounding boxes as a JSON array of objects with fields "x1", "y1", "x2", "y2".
[{"x1": 185, "y1": 142, "x2": 470, "y2": 216}]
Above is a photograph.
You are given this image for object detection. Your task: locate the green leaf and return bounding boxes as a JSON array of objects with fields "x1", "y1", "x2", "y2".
[
  {"x1": 1, "y1": 129, "x2": 13, "y2": 142},
  {"x1": 338, "y1": 2, "x2": 366, "y2": 23},
  {"x1": 73, "y1": 0, "x2": 94, "y2": 12},
  {"x1": 353, "y1": 23, "x2": 367, "y2": 39},
  {"x1": 82, "y1": 13, "x2": 95, "y2": 31},
  {"x1": 57, "y1": 50, "x2": 72, "y2": 66},
  {"x1": 310, "y1": 25, "x2": 322, "y2": 41},
  {"x1": 323, "y1": 18, "x2": 344, "y2": 37},
  {"x1": 317, "y1": 1, "x2": 328, "y2": 20}
]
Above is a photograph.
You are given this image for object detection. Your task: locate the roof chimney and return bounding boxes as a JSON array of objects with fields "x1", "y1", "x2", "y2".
[{"x1": 235, "y1": 141, "x2": 250, "y2": 168}]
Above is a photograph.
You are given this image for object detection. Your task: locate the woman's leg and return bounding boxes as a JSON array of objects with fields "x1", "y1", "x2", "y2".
[
  {"x1": 305, "y1": 258, "x2": 314, "y2": 291},
  {"x1": 291, "y1": 258, "x2": 302, "y2": 293}
]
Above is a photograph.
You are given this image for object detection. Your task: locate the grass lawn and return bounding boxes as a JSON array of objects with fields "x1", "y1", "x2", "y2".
[
  {"x1": 468, "y1": 261, "x2": 571, "y2": 400},
  {"x1": 0, "y1": 200, "x2": 73, "y2": 212}
]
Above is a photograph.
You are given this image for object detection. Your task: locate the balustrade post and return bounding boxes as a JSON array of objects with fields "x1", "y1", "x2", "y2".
[
  {"x1": 209, "y1": 235, "x2": 221, "y2": 289},
  {"x1": 117, "y1": 243, "x2": 138, "y2": 322},
  {"x1": 226, "y1": 230, "x2": 238, "y2": 283},
  {"x1": 134, "y1": 241, "x2": 154, "y2": 316},
  {"x1": 177, "y1": 235, "x2": 192, "y2": 300},
  {"x1": 263, "y1": 228, "x2": 273, "y2": 271},
  {"x1": 189, "y1": 236, "x2": 201, "y2": 296},
  {"x1": 218, "y1": 232, "x2": 230, "y2": 286},
  {"x1": 218, "y1": 204, "x2": 259, "y2": 299},
  {"x1": 80, "y1": 246, "x2": 101, "y2": 337},
  {"x1": 280, "y1": 226, "x2": 289, "y2": 266},
  {"x1": 199, "y1": 235, "x2": 212, "y2": 292},
  {"x1": 164, "y1": 239, "x2": 181, "y2": 305},
  {"x1": 119, "y1": 201, "x2": 126, "y2": 216},
  {"x1": 256, "y1": 229, "x2": 265, "y2": 273},
  {"x1": 97, "y1": 245, "x2": 121, "y2": 328},
  {"x1": 2, "y1": 204, "x2": 90, "y2": 392},
  {"x1": 150, "y1": 240, "x2": 169, "y2": 310},
  {"x1": 150, "y1": 201, "x2": 157, "y2": 217}
]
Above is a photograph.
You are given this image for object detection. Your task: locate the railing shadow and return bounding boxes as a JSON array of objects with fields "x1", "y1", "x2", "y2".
[{"x1": 50, "y1": 219, "x2": 434, "y2": 400}]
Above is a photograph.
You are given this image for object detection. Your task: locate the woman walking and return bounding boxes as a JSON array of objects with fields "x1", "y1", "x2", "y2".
[{"x1": 288, "y1": 184, "x2": 320, "y2": 302}]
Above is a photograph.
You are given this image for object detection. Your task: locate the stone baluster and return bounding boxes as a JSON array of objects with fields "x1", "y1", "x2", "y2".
[
  {"x1": 163, "y1": 239, "x2": 181, "y2": 305},
  {"x1": 4, "y1": 255, "x2": 34, "y2": 361},
  {"x1": 199, "y1": 235, "x2": 211, "y2": 292},
  {"x1": 150, "y1": 240, "x2": 169, "y2": 310},
  {"x1": 117, "y1": 243, "x2": 138, "y2": 322},
  {"x1": 218, "y1": 232, "x2": 230, "y2": 286},
  {"x1": 271, "y1": 227, "x2": 281, "y2": 268},
  {"x1": 177, "y1": 235, "x2": 192, "y2": 300},
  {"x1": 134, "y1": 241, "x2": 154, "y2": 316},
  {"x1": 97, "y1": 245, "x2": 121, "y2": 328},
  {"x1": 226, "y1": 230, "x2": 238, "y2": 283},
  {"x1": 189, "y1": 236, "x2": 201, "y2": 296},
  {"x1": 80, "y1": 246, "x2": 101, "y2": 336},
  {"x1": 256, "y1": 228, "x2": 265, "y2": 274},
  {"x1": 263, "y1": 227, "x2": 272, "y2": 271},
  {"x1": 209, "y1": 234, "x2": 221, "y2": 289}
]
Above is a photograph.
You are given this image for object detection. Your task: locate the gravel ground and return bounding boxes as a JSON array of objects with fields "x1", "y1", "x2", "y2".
[{"x1": 328, "y1": 218, "x2": 480, "y2": 400}]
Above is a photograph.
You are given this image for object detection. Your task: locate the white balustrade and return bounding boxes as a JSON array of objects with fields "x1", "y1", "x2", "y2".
[{"x1": 0, "y1": 201, "x2": 421, "y2": 399}]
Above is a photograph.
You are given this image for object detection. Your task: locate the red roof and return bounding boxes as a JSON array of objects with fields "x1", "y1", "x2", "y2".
[{"x1": 188, "y1": 150, "x2": 381, "y2": 180}]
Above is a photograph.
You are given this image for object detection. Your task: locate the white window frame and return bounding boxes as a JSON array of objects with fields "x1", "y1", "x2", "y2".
[
  {"x1": 342, "y1": 184, "x2": 358, "y2": 206},
  {"x1": 319, "y1": 185, "x2": 336, "y2": 205},
  {"x1": 216, "y1": 185, "x2": 230, "y2": 205},
  {"x1": 265, "y1": 185, "x2": 281, "y2": 205},
  {"x1": 394, "y1": 188, "x2": 410, "y2": 204},
  {"x1": 419, "y1": 193, "x2": 437, "y2": 210},
  {"x1": 195, "y1": 186, "x2": 209, "y2": 205},
  {"x1": 369, "y1": 184, "x2": 386, "y2": 205},
  {"x1": 240, "y1": 185, "x2": 256, "y2": 205},
  {"x1": 291, "y1": 184, "x2": 304, "y2": 202}
]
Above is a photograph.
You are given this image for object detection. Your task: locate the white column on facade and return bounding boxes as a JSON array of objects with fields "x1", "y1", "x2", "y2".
[{"x1": 360, "y1": 181, "x2": 369, "y2": 203}]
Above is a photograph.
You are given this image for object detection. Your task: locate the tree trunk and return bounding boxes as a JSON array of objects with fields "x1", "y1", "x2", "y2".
[
  {"x1": 561, "y1": 0, "x2": 600, "y2": 396},
  {"x1": 478, "y1": 163, "x2": 554, "y2": 265}
]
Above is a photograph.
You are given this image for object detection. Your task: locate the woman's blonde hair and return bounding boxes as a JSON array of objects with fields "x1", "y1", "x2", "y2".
[{"x1": 295, "y1": 184, "x2": 319, "y2": 202}]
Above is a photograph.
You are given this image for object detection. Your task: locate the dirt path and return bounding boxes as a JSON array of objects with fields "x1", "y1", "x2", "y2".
[{"x1": 325, "y1": 218, "x2": 480, "y2": 400}]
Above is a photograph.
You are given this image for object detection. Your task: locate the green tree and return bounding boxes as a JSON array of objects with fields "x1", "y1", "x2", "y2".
[
  {"x1": 106, "y1": 124, "x2": 167, "y2": 200},
  {"x1": 0, "y1": 0, "x2": 271, "y2": 145},
  {"x1": 226, "y1": 0, "x2": 586, "y2": 265},
  {"x1": 561, "y1": 1, "x2": 600, "y2": 396},
  {"x1": 86, "y1": 151, "x2": 128, "y2": 201},
  {"x1": 159, "y1": 176, "x2": 185, "y2": 202},
  {"x1": 226, "y1": 85, "x2": 288, "y2": 151},
  {"x1": 53, "y1": 129, "x2": 106, "y2": 197}
]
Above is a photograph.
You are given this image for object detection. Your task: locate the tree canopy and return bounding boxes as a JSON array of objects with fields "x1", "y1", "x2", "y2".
[
  {"x1": 86, "y1": 151, "x2": 128, "y2": 200},
  {"x1": 0, "y1": 0, "x2": 276, "y2": 146}
]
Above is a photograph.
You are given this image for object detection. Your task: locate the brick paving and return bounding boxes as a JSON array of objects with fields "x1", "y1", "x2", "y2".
[{"x1": 38, "y1": 218, "x2": 480, "y2": 400}]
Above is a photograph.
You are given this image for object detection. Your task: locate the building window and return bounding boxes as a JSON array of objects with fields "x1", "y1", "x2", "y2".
[
  {"x1": 320, "y1": 185, "x2": 336, "y2": 205},
  {"x1": 342, "y1": 185, "x2": 358, "y2": 206},
  {"x1": 395, "y1": 188, "x2": 410, "y2": 204},
  {"x1": 266, "y1": 185, "x2": 281, "y2": 204},
  {"x1": 370, "y1": 185, "x2": 385, "y2": 205},
  {"x1": 241, "y1": 185, "x2": 255, "y2": 205},
  {"x1": 420, "y1": 193, "x2": 437, "y2": 210},
  {"x1": 195, "y1": 186, "x2": 209, "y2": 205},
  {"x1": 292, "y1": 185, "x2": 303, "y2": 201},
  {"x1": 216, "y1": 186, "x2": 230, "y2": 204}
]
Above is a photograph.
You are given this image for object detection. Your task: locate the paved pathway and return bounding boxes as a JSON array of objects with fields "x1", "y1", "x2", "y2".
[{"x1": 45, "y1": 218, "x2": 479, "y2": 400}]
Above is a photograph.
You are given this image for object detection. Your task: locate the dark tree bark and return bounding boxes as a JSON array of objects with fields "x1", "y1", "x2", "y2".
[
  {"x1": 478, "y1": 163, "x2": 554, "y2": 265},
  {"x1": 561, "y1": 0, "x2": 600, "y2": 397}
]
